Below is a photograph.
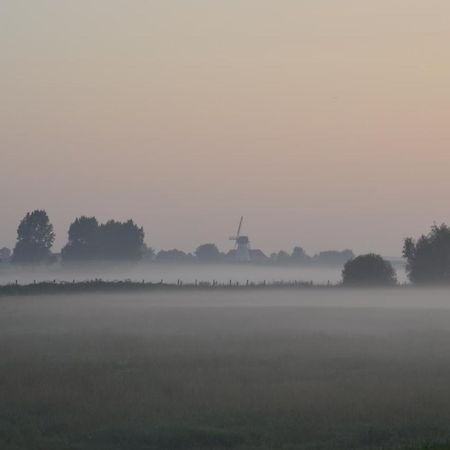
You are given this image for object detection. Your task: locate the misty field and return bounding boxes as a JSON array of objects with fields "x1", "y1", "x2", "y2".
[{"x1": 1, "y1": 290, "x2": 450, "y2": 450}]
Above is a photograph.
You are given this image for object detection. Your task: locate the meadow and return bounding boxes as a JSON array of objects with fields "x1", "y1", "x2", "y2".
[{"x1": 1, "y1": 289, "x2": 450, "y2": 450}]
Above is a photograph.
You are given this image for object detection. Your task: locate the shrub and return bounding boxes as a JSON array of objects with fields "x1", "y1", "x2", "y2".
[{"x1": 342, "y1": 253, "x2": 397, "y2": 286}]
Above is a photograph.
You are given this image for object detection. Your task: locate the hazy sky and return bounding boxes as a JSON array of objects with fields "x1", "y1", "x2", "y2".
[{"x1": 1, "y1": 1, "x2": 450, "y2": 256}]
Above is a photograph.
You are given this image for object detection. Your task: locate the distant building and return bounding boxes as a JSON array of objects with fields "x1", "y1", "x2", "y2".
[
  {"x1": 248, "y1": 249, "x2": 268, "y2": 263},
  {"x1": 225, "y1": 248, "x2": 268, "y2": 264},
  {"x1": 229, "y1": 217, "x2": 251, "y2": 262}
]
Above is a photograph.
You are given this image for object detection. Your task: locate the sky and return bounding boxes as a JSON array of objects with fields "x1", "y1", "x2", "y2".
[{"x1": 1, "y1": 0, "x2": 450, "y2": 256}]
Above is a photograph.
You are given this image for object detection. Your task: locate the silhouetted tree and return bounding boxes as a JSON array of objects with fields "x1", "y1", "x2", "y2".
[
  {"x1": 0, "y1": 247, "x2": 11, "y2": 262},
  {"x1": 291, "y1": 246, "x2": 310, "y2": 264},
  {"x1": 276, "y1": 250, "x2": 291, "y2": 264},
  {"x1": 12, "y1": 210, "x2": 55, "y2": 264},
  {"x1": 342, "y1": 253, "x2": 396, "y2": 286},
  {"x1": 141, "y1": 244, "x2": 155, "y2": 262},
  {"x1": 62, "y1": 217, "x2": 145, "y2": 262},
  {"x1": 61, "y1": 216, "x2": 99, "y2": 262},
  {"x1": 195, "y1": 243, "x2": 220, "y2": 262},
  {"x1": 155, "y1": 249, "x2": 194, "y2": 263},
  {"x1": 313, "y1": 249, "x2": 354, "y2": 266},
  {"x1": 403, "y1": 224, "x2": 450, "y2": 284},
  {"x1": 97, "y1": 220, "x2": 145, "y2": 260}
]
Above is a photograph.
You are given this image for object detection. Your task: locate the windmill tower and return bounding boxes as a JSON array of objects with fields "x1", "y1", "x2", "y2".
[{"x1": 229, "y1": 216, "x2": 251, "y2": 262}]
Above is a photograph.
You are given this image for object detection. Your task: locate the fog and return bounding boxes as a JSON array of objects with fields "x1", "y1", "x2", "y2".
[
  {"x1": 2, "y1": 288, "x2": 449, "y2": 336},
  {"x1": 2, "y1": 0, "x2": 449, "y2": 447},
  {"x1": 0, "y1": 262, "x2": 408, "y2": 286},
  {"x1": 2, "y1": 288, "x2": 450, "y2": 449}
]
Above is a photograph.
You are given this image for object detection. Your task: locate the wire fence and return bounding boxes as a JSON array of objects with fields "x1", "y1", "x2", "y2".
[{"x1": 0, "y1": 278, "x2": 345, "y2": 296}]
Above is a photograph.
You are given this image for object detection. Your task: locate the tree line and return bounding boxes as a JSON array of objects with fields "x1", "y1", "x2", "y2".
[
  {"x1": 2, "y1": 210, "x2": 450, "y2": 286},
  {"x1": 0, "y1": 210, "x2": 354, "y2": 267},
  {"x1": 342, "y1": 223, "x2": 450, "y2": 286},
  {"x1": 6, "y1": 211, "x2": 145, "y2": 265}
]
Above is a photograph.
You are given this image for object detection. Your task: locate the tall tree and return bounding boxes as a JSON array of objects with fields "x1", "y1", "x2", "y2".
[
  {"x1": 403, "y1": 224, "x2": 450, "y2": 284},
  {"x1": 12, "y1": 210, "x2": 55, "y2": 264},
  {"x1": 0, "y1": 247, "x2": 11, "y2": 262},
  {"x1": 97, "y1": 220, "x2": 144, "y2": 260},
  {"x1": 61, "y1": 216, "x2": 99, "y2": 262},
  {"x1": 62, "y1": 217, "x2": 145, "y2": 262}
]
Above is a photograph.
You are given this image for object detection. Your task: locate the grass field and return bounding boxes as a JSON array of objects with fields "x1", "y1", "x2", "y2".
[{"x1": 1, "y1": 289, "x2": 450, "y2": 449}]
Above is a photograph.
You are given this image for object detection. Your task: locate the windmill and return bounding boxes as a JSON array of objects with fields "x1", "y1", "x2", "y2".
[{"x1": 229, "y1": 216, "x2": 251, "y2": 262}]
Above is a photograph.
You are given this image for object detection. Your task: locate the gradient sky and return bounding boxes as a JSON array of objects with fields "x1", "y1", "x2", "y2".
[{"x1": 1, "y1": 1, "x2": 450, "y2": 256}]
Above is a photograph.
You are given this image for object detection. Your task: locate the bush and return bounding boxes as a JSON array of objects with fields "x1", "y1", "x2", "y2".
[
  {"x1": 195, "y1": 244, "x2": 221, "y2": 263},
  {"x1": 342, "y1": 253, "x2": 397, "y2": 286}
]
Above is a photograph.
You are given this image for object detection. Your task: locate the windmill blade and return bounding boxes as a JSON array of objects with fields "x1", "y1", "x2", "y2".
[
  {"x1": 236, "y1": 216, "x2": 244, "y2": 239},
  {"x1": 229, "y1": 217, "x2": 244, "y2": 248}
]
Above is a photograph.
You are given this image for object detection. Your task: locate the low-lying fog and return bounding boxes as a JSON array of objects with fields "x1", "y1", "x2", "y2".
[
  {"x1": 0, "y1": 262, "x2": 408, "y2": 285},
  {"x1": 2, "y1": 288, "x2": 450, "y2": 449},
  {"x1": 1, "y1": 288, "x2": 449, "y2": 337}
]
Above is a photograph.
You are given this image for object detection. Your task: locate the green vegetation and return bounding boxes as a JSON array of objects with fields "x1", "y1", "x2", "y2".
[
  {"x1": 409, "y1": 446, "x2": 450, "y2": 450},
  {"x1": 419, "y1": 446, "x2": 450, "y2": 450},
  {"x1": 1, "y1": 291, "x2": 450, "y2": 449}
]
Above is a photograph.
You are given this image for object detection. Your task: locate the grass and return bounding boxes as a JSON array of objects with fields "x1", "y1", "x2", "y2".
[
  {"x1": 0, "y1": 279, "x2": 321, "y2": 297},
  {"x1": 409, "y1": 446, "x2": 450, "y2": 450},
  {"x1": 1, "y1": 290, "x2": 450, "y2": 449}
]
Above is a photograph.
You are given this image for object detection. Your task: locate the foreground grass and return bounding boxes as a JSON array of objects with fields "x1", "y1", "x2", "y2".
[
  {"x1": 0, "y1": 279, "x2": 323, "y2": 297},
  {"x1": 413, "y1": 446, "x2": 450, "y2": 450},
  {"x1": 1, "y1": 292, "x2": 450, "y2": 449}
]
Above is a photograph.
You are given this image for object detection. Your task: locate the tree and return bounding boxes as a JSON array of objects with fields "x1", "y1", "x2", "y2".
[
  {"x1": 141, "y1": 244, "x2": 155, "y2": 262},
  {"x1": 61, "y1": 216, "x2": 99, "y2": 262},
  {"x1": 291, "y1": 246, "x2": 310, "y2": 264},
  {"x1": 313, "y1": 249, "x2": 354, "y2": 266},
  {"x1": 195, "y1": 243, "x2": 220, "y2": 262},
  {"x1": 403, "y1": 224, "x2": 450, "y2": 284},
  {"x1": 276, "y1": 250, "x2": 291, "y2": 264},
  {"x1": 155, "y1": 249, "x2": 194, "y2": 263},
  {"x1": 12, "y1": 210, "x2": 55, "y2": 264},
  {"x1": 97, "y1": 220, "x2": 144, "y2": 260},
  {"x1": 61, "y1": 217, "x2": 145, "y2": 262},
  {"x1": 0, "y1": 247, "x2": 11, "y2": 262},
  {"x1": 342, "y1": 253, "x2": 396, "y2": 286}
]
